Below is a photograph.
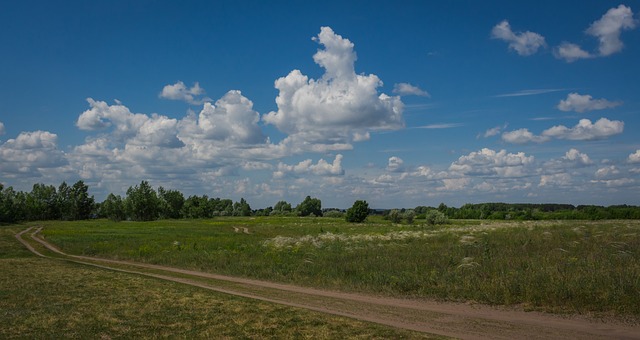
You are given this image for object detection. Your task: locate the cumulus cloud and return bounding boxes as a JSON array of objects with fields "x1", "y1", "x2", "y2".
[
  {"x1": 263, "y1": 27, "x2": 404, "y2": 152},
  {"x1": 543, "y1": 148, "x2": 593, "y2": 172},
  {"x1": 557, "y1": 93, "x2": 622, "y2": 112},
  {"x1": 274, "y1": 154, "x2": 345, "y2": 178},
  {"x1": 179, "y1": 90, "x2": 265, "y2": 145},
  {"x1": 503, "y1": 118, "x2": 624, "y2": 144},
  {"x1": 160, "y1": 81, "x2": 210, "y2": 105},
  {"x1": 628, "y1": 150, "x2": 640, "y2": 163},
  {"x1": 590, "y1": 178, "x2": 635, "y2": 187},
  {"x1": 555, "y1": 5, "x2": 637, "y2": 62},
  {"x1": 553, "y1": 42, "x2": 593, "y2": 62},
  {"x1": 539, "y1": 173, "x2": 572, "y2": 187},
  {"x1": 449, "y1": 148, "x2": 535, "y2": 178},
  {"x1": 587, "y1": 4, "x2": 637, "y2": 56},
  {"x1": 563, "y1": 148, "x2": 593, "y2": 165},
  {"x1": 387, "y1": 156, "x2": 405, "y2": 172},
  {"x1": 393, "y1": 83, "x2": 430, "y2": 97},
  {"x1": 0, "y1": 131, "x2": 67, "y2": 176},
  {"x1": 501, "y1": 128, "x2": 549, "y2": 144},
  {"x1": 439, "y1": 178, "x2": 471, "y2": 191},
  {"x1": 491, "y1": 20, "x2": 546, "y2": 56},
  {"x1": 595, "y1": 165, "x2": 620, "y2": 178},
  {"x1": 76, "y1": 98, "x2": 149, "y2": 136},
  {"x1": 542, "y1": 118, "x2": 624, "y2": 141}
]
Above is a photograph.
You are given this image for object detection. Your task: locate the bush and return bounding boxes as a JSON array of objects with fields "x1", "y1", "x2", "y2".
[
  {"x1": 388, "y1": 209, "x2": 402, "y2": 224},
  {"x1": 404, "y1": 210, "x2": 415, "y2": 224},
  {"x1": 425, "y1": 210, "x2": 448, "y2": 225},
  {"x1": 345, "y1": 200, "x2": 369, "y2": 223},
  {"x1": 323, "y1": 210, "x2": 345, "y2": 218}
]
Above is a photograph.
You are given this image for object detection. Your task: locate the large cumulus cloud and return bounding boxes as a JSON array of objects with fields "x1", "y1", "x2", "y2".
[{"x1": 263, "y1": 27, "x2": 404, "y2": 152}]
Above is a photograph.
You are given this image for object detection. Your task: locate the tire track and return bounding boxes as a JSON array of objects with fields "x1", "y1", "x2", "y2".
[{"x1": 16, "y1": 226, "x2": 640, "y2": 340}]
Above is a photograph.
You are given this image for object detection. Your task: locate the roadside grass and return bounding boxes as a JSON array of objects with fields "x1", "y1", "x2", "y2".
[
  {"x1": 0, "y1": 226, "x2": 439, "y2": 339},
  {"x1": 37, "y1": 218, "x2": 640, "y2": 318}
]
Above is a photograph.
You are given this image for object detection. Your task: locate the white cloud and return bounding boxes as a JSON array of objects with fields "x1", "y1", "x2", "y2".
[
  {"x1": 553, "y1": 42, "x2": 592, "y2": 62},
  {"x1": 415, "y1": 123, "x2": 464, "y2": 129},
  {"x1": 539, "y1": 173, "x2": 572, "y2": 187},
  {"x1": 590, "y1": 178, "x2": 635, "y2": 187},
  {"x1": 263, "y1": 27, "x2": 404, "y2": 151},
  {"x1": 274, "y1": 154, "x2": 345, "y2": 178},
  {"x1": 449, "y1": 148, "x2": 535, "y2": 178},
  {"x1": 491, "y1": 20, "x2": 546, "y2": 56},
  {"x1": 179, "y1": 90, "x2": 265, "y2": 145},
  {"x1": 587, "y1": 4, "x2": 637, "y2": 56},
  {"x1": 503, "y1": 118, "x2": 624, "y2": 144},
  {"x1": 595, "y1": 165, "x2": 620, "y2": 178},
  {"x1": 542, "y1": 118, "x2": 624, "y2": 141},
  {"x1": 494, "y1": 89, "x2": 564, "y2": 97},
  {"x1": 387, "y1": 156, "x2": 404, "y2": 172},
  {"x1": 628, "y1": 150, "x2": 640, "y2": 163},
  {"x1": 160, "y1": 81, "x2": 210, "y2": 105},
  {"x1": 393, "y1": 83, "x2": 430, "y2": 97},
  {"x1": 554, "y1": 5, "x2": 637, "y2": 62},
  {"x1": 0, "y1": 131, "x2": 67, "y2": 176},
  {"x1": 482, "y1": 125, "x2": 503, "y2": 138},
  {"x1": 563, "y1": 148, "x2": 593, "y2": 166},
  {"x1": 501, "y1": 128, "x2": 549, "y2": 144},
  {"x1": 76, "y1": 98, "x2": 149, "y2": 137},
  {"x1": 557, "y1": 93, "x2": 622, "y2": 113},
  {"x1": 439, "y1": 178, "x2": 471, "y2": 191},
  {"x1": 0, "y1": 121, "x2": 5, "y2": 136}
]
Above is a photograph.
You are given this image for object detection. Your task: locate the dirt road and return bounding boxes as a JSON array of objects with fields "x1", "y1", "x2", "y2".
[{"x1": 16, "y1": 227, "x2": 640, "y2": 339}]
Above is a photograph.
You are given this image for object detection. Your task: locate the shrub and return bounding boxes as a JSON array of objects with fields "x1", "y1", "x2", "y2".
[
  {"x1": 323, "y1": 210, "x2": 345, "y2": 218},
  {"x1": 388, "y1": 209, "x2": 402, "y2": 223},
  {"x1": 345, "y1": 200, "x2": 369, "y2": 223},
  {"x1": 403, "y1": 210, "x2": 415, "y2": 224},
  {"x1": 425, "y1": 209, "x2": 448, "y2": 225}
]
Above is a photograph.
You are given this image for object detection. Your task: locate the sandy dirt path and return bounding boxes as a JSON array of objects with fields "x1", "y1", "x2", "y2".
[{"x1": 17, "y1": 226, "x2": 640, "y2": 339}]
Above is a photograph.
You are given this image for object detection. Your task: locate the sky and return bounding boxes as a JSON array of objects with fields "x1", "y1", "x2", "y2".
[{"x1": 1, "y1": 0, "x2": 639, "y2": 209}]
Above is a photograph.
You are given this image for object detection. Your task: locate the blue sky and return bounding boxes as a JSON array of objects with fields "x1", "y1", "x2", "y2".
[{"x1": 1, "y1": 1, "x2": 639, "y2": 208}]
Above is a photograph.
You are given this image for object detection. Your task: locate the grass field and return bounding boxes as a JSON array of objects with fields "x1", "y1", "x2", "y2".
[
  {"x1": 34, "y1": 217, "x2": 640, "y2": 318},
  {"x1": 0, "y1": 225, "x2": 437, "y2": 339}
]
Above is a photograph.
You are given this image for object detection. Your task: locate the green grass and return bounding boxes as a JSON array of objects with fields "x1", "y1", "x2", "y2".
[
  {"x1": 37, "y1": 217, "x2": 640, "y2": 317},
  {"x1": 0, "y1": 225, "x2": 439, "y2": 339}
]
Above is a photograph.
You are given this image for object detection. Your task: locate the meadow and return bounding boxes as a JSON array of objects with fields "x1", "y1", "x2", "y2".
[
  {"x1": 35, "y1": 217, "x2": 640, "y2": 318},
  {"x1": 0, "y1": 225, "x2": 436, "y2": 339}
]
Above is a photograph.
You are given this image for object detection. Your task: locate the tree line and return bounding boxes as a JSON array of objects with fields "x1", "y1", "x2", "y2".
[{"x1": 2, "y1": 180, "x2": 640, "y2": 223}]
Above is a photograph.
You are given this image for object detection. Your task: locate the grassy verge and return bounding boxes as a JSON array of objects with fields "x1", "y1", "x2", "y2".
[
  {"x1": 0, "y1": 226, "x2": 437, "y2": 339},
  {"x1": 37, "y1": 218, "x2": 640, "y2": 318}
]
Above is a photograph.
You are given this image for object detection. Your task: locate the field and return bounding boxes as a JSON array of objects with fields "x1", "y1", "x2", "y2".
[
  {"x1": 0, "y1": 225, "x2": 435, "y2": 339},
  {"x1": 34, "y1": 217, "x2": 640, "y2": 317}
]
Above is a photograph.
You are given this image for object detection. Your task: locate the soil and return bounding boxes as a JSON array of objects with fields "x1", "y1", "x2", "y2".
[{"x1": 16, "y1": 226, "x2": 640, "y2": 339}]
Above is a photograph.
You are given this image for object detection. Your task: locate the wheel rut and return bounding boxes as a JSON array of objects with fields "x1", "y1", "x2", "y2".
[{"x1": 16, "y1": 226, "x2": 640, "y2": 340}]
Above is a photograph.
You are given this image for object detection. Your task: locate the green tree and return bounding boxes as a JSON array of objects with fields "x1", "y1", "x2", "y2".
[
  {"x1": 101, "y1": 193, "x2": 126, "y2": 222},
  {"x1": 272, "y1": 200, "x2": 292, "y2": 215},
  {"x1": 296, "y1": 196, "x2": 322, "y2": 217},
  {"x1": 158, "y1": 186, "x2": 185, "y2": 219},
  {"x1": 345, "y1": 200, "x2": 369, "y2": 223},
  {"x1": 125, "y1": 180, "x2": 159, "y2": 221},
  {"x1": 57, "y1": 181, "x2": 94, "y2": 220},
  {"x1": 232, "y1": 198, "x2": 252, "y2": 216},
  {"x1": 26, "y1": 183, "x2": 59, "y2": 220},
  {"x1": 0, "y1": 184, "x2": 25, "y2": 223}
]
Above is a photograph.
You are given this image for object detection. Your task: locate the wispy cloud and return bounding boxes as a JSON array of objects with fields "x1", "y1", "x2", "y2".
[
  {"x1": 494, "y1": 88, "x2": 566, "y2": 98},
  {"x1": 414, "y1": 123, "x2": 464, "y2": 129}
]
